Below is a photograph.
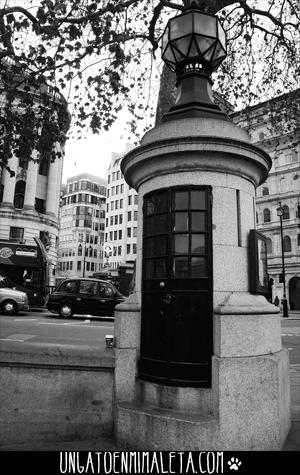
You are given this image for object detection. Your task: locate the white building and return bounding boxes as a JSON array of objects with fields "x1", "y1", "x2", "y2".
[
  {"x1": 0, "y1": 90, "x2": 69, "y2": 287},
  {"x1": 232, "y1": 90, "x2": 300, "y2": 310},
  {"x1": 56, "y1": 173, "x2": 107, "y2": 282},
  {"x1": 104, "y1": 146, "x2": 138, "y2": 270}
]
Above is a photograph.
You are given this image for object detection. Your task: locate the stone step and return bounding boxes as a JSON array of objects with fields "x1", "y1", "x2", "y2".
[
  {"x1": 138, "y1": 380, "x2": 214, "y2": 414},
  {"x1": 115, "y1": 401, "x2": 219, "y2": 451}
]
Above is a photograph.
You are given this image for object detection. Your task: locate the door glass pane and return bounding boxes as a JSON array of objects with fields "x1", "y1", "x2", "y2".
[
  {"x1": 191, "y1": 257, "x2": 207, "y2": 277},
  {"x1": 174, "y1": 191, "x2": 188, "y2": 210},
  {"x1": 191, "y1": 234, "x2": 205, "y2": 254},
  {"x1": 174, "y1": 212, "x2": 188, "y2": 232},
  {"x1": 145, "y1": 259, "x2": 155, "y2": 279},
  {"x1": 191, "y1": 211, "x2": 206, "y2": 231},
  {"x1": 173, "y1": 257, "x2": 189, "y2": 277},
  {"x1": 145, "y1": 236, "x2": 167, "y2": 257},
  {"x1": 145, "y1": 238, "x2": 155, "y2": 257},
  {"x1": 145, "y1": 192, "x2": 167, "y2": 216},
  {"x1": 145, "y1": 214, "x2": 167, "y2": 236},
  {"x1": 156, "y1": 236, "x2": 167, "y2": 256},
  {"x1": 174, "y1": 234, "x2": 189, "y2": 254},
  {"x1": 156, "y1": 258, "x2": 167, "y2": 278},
  {"x1": 191, "y1": 190, "x2": 206, "y2": 209}
]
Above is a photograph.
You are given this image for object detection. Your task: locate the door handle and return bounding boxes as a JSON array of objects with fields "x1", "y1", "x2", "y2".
[
  {"x1": 76, "y1": 298, "x2": 82, "y2": 301},
  {"x1": 163, "y1": 294, "x2": 175, "y2": 305},
  {"x1": 100, "y1": 299, "x2": 106, "y2": 303}
]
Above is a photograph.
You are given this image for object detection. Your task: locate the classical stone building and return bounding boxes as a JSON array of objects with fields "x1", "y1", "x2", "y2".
[
  {"x1": 0, "y1": 82, "x2": 70, "y2": 287},
  {"x1": 104, "y1": 146, "x2": 138, "y2": 270},
  {"x1": 232, "y1": 90, "x2": 300, "y2": 310},
  {"x1": 56, "y1": 173, "x2": 107, "y2": 282}
]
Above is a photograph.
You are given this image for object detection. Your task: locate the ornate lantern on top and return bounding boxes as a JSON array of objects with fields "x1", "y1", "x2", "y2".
[{"x1": 161, "y1": 2, "x2": 228, "y2": 121}]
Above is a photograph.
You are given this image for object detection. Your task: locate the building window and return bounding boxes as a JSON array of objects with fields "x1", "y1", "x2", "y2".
[
  {"x1": 77, "y1": 261, "x2": 82, "y2": 271},
  {"x1": 119, "y1": 230, "x2": 122, "y2": 240},
  {"x1": 108, "y1": 175, "x2": 110, "y2": 184},
  {"x1": 117, "y1": 171, "x2": 120, "y2": 180},
  {"x1": 115, "y1": 200, "x2": 119, "y2": 209},
  {"x1": 116, "y1": 185, "x2": 119, "y2": 195},
  {"x1": 9, "y1": 226, "x2": 24, "y2": 242},
  {"x1": 91, "y1": 262, "x2": 95, "y2": 271},
  {"x1": 86, "y1": 262, "x2": 90, "y2": 271},
  {"x1": 266, "y1": 238, "x2": 272, "y2": 254},
  {"x1": 112, "y1": 172, "x2": 116, "y2": 181},
  {"x1": 127, "y1": 244, "x2": 131, "y2": 254},
  {"x1": 13, "y1": 180, "x2": 26, "y2": 209},
  {"x1": 133, "y1": 244, "x2": 137, "y2": 254},
  {"x1": 38, "y1": 154, "x2": 50, "y2": 176},
  {"x1": 263, "y1": 208, "x2": 271, "y2": 223},
  {"x1": 128, "y1": 195, "x2": 132, "y2": 205},
  {"x1": 120, "y1": 199, "x2": 123, "y2": 209},
  {"x1": 128, "y1": 211, "x2": 132, "y2": 221},
  {"x1": 282, "y1": 205, "x2": 290, "y2": 220},
  {"x1": 133, "y1": 227, "x2": 137, "y2": 237},
  {"x1": 262, "y1": 187, "x2": 269, "y2": 196},
  {"x1": 118, "y1": 246, "x2": 122, "y2": 256},
  {"x1": 114, "y1": 230, "x2": 117, "y2": 240},
  {"x1": 110, "y1": 216, "x2": 114, "y2": 226},
  {"x1": 35, "y1": 198, "x2": 45, "y2": 214},
  {"x1": 120, "y1": 184, "x2": 124, "y2": 193},
  {"x1": 119, "y1": 214, "x2": 123, "y2": 224},
  {"x1": 0, "y1": 184, "x2": 3, "y2": 203},
  {"x1": 134, "y1": 211, "x2": 138, "y2": 221},
  {"x1": 127, "y1": 228, "x2": 131, "y2": 237},
  {"x1": 283, "y1": 235, "x2": 291, "y2": 252},
  {"x1": 298, "y1": 235, "x2": 300, "y2": 247},
  {"x1": 114, "y1": 215, "x2": 118, "y2": 225},
  {"x1": 78, "y1": 245, "x2": 82, "y2": 256}
]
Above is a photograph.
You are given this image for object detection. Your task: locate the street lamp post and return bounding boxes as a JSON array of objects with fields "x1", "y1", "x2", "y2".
[{"x1": 277, "y1": 202, "x2": 289, "y2": 318}]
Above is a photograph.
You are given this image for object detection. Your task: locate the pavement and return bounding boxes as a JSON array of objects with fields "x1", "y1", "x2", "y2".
[{"x1": 1, "y1": 311, "x2": 299, "y2": 452}]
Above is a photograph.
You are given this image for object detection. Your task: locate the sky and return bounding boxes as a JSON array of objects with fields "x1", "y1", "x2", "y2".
[{"x1": 62, "y1": 111, "x2": 137, "y2": 183}]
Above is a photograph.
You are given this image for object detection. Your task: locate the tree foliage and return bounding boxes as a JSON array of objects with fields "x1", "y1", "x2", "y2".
[{"x1": 0, "y1": 0, "x2": 299, "y2": 174}]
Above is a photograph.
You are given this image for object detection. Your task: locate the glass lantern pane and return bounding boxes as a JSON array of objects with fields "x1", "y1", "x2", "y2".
[
  {"x1": 188, "y1": 39, "x2": 199, "y2": 58},
  {"x1": 203, "y1": 44, "x2": 216, "y2": 62},
  {"x1": 217, "y1": 21, "x2": 226, "y2": 49},
  {"x1": 212, "y1": 41, "x2": 226, "y2": 61},
  {"x1": 173, "y1": 37, "x2": 192, "y2": 57},
  {"x1": 170, "y1": 12, "x2": 193, "y2": 40},
  {"x1": 172, "y1": 45, "x2": 185, "y2": 61},
  {"x1": 194, "y1": 12, "x2": 217, "y2": 37},
  {"x1": 162, "y1": 27, "x2": 169, "y2": 53},
  {"x1": 195, "y1": 36, "x2": 216, "y2": 55},
  {"x1": 162, "y1": 45, "x2": 176, "y2": 65}
]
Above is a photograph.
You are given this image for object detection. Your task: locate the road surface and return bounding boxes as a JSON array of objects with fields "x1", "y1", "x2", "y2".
[{"x1": 0, "y1": 310, "x2": 114, "y2": 351}]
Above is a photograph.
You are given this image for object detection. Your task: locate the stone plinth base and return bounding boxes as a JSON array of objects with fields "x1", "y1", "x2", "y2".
[{"x1": 115, "y1": 349, "x2": 290, "y2": 451}]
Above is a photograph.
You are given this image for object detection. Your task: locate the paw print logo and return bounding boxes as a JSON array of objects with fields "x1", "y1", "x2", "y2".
[{"x1": 228, "y1": 457, "x2": 242, "y2": 471}]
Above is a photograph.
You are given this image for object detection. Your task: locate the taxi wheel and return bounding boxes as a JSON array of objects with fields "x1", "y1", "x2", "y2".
[
  {"x1": 59, "y1": 305, "x2": 73, "y2": 318},
  {"x1": 2, "y1": 300, "x2": 18, "y2": 315}
]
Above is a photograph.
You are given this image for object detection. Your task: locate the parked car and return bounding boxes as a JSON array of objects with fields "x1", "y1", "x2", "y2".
[
  {"x1": 0, "y1": 288, "x2": 29, "y2": 315},
  {"x1": 47, "y1": 278, "x2": 126, "y2": 318}
]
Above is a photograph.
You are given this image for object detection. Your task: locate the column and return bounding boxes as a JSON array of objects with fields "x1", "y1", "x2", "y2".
[
  {"x1": 45, "y1": 157, "x2": 60, "y2": 217},
  {"x1": 1, "y1": 155, "x2": 18, "y2": 207},
  {"x1": 23, "y1": 155, "x2": 39, "y2": 210}
]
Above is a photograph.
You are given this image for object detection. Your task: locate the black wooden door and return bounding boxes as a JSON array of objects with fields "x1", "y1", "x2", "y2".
[{"x1": 140, "y1": 186, "x2": 213, "y2": 387}]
